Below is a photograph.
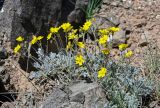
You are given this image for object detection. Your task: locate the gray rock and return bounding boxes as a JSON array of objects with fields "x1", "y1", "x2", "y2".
[
  {"x1": 122, "y1": 0, "x2": 133, "y2": 9},
  {"x1": 106, "y1": 14, "x2": 120, "y2": 26},
  {"x1": 75, "y1": 0, "x2": 88, "y2": 10},
  {"x1": 70, "y1": 92, "x2": 85, "y2": 104},
  {"x1": 68, "y1": 0, "x2": 88, "y2": 28},
  {"x1": 2, "y1": 73, "x2": 10, "y2": 84},
  {"x1": 42, "y1": 81, "x2": 108, "y2": 108},
  {"x1": 110, "y1": 0, "x2": 122, "y2": 7},
  {"x1": 64, "y1": 102, "x2": 83, "y2": 108},
  {"x1": 0, "y1": 66, "x2": 5, "y2": 74},
  {"x1": 0, "y1": 0, "x2": 17, "y2": 45},
  {"x1": 0, "y1": 66, "x2": 10, "y2": 84},
  {"x1": 93, "y1": 15, "x2": 115, "y2": 29},
  {"x1": 0, "y1": 47, "x2": 8, "y2": 59},
  {"x1": 69, "y1": 81, "x2": 107, "y2": 108},
  {"x1": 1, "y1": 102, "x2": 15, "y2": 108},
  {"x1": 0, "y1": 0, "x2": 59, "y2": 48},
  {"x1": 138, "y1": 31, "x2": 152, "y2": 47},
  {"x1": 112, "y1": 29, "x2": 128, "y2": 47},
  {"x1": 149, "y1": 101, "x2": 160, "y2": 108},
  {"x1": 0, "y1": 0, "x2": 88, "y2": 49},
  {"x1": 42, "y1": 87, "x2": 83, "y2": 108},
  {"x1": 93, "y1": 13, "x2": 120, "y2": 30},
  {"x1": 42, "y1": 88, "x2": 69, "y2": 108}
]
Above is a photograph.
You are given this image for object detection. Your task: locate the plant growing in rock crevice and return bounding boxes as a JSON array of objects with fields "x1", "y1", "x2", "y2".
[{"x1": 14, "y1": 18, "x2": 154, "y2": 107}]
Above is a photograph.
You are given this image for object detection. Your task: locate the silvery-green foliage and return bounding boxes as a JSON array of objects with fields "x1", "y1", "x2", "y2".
[
  {"x1": 85, "y1": 53, "x2": 153, "y2": 107},
  {"x1": 30, "y1": 48, "x2": 75, "y2": 79},
  {"x1": 102, "y1": 62, "x2": 153, "y2": 108},
  {"x1": 105, "y1": 92, "x2": 138, "y2": 108},
  {"x1": 30, "y1": 48, "x2": 153, "y2": 107}
]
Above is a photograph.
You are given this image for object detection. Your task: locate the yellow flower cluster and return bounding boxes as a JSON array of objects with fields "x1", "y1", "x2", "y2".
[
  {"x1": 61, "y1": 22, "x2": 73, "y2": 32},
  {"x1": 16, "y1": 36, "x2": 24, "y2": 42},
  {"x1": 125, "y1": 50, "x2": 133, "y2": 58},
  {"x1": 98, "y1": 29, "x2": 109, "y2": 35},
  {"x1": 109, "y1": 27, "x2": 120, "y2": 32},
  {"x1": 14, "y1": 36, "x2": 25, "y2": 53},
  {"x1": 118, "y1": 44, "x2": 133, "y2": 58},
  {"x1": 75, "y1": 55, "x2": 85, "y2": 66},
  {"x1": 47, "y1": 26, "x2": 60, "y2": 40},
  {"x1": 77, "y1": 42, "x2": 85, "y2": 48},
  {"x1": 81, "y1": 20, "x2": 92, "y2": 31},
  {"x1": 118, "y1": 44, "x2": 128, "y2": 51},
  {"x1": 37, "y1": 36, "x2": 44, "y2": 40},
  {"x1": 98, "y1": 67, "x2": 107, "y2": 78},
  {"x1": 66, "y1": 41, "x2": 71, "y2": 51},
  {"x1": 47, "y1": 33, "x2": 52, "y2": 40},
  {"x1": 31, "y1": 35, "x2": 44, "y2": 45},
  {"x1": 98, "y1": 35, "x2": 109, "y2": 45},
  {"x1": 101, "y1": 49, "x2": 110, "y2": 55},
  {"x1": 50, "y1": 27, "x2": 60, "y2": 34},
  {"x1": 14, "y1": 44, "x2": 21, "y2": 53},
  {"x1": 68, "y1": 29, "x2": 78, "y2": 40}
]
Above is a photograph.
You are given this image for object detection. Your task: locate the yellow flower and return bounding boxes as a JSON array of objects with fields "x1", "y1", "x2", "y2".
[
  {"x1": 14, "y1": 44, "x2": 21, "y2": 53},
  {"x1": 101, "y1": 49, "x2": 110, "y2": 55},
  {"x1": 16, "y1": 36, "x2": 24, "y2": 42},
  {"x1": 37, "y1": 36, "x2": 44, "y2": 40},
  {"x1": 61, "y1": 22, "x2": 73, "y2": 32},
  {"x1": 98, "y1": 35, "x2": 109, "y2": 45},
  {"x1": 47, "y1": 33, "x2": 53, "y2": 40},
  {"x1": 68, "y1": 33, "x2": 78, "y2": 40},
  {"x1": 66, "y1": 41, "x2": 71, "y2": 51},
  {"x1": 67, "y1": 29, "x2": 78, "y2": 40},
  {"x1": 81, "y1": 20, "x2": 92, "y2": 31},
  {"x1": 118, "y1": 44, "x2": 128, "y2": 50},
  {"x1": 75, "y1": 55, "x2": 85, "y2": 66},
  {"x1": 30, "y1": 36, "x2": 38, "y2": 45},
  {"x1": 72, "y1": 29, "x2": 78, "y2": 34},
  {"x1": 109, "y1": 27, "x2": 120, "y2": 32},
  {"x1": 98, "y1": 67, "x2": 107, "y2": 78},
  {"x1": 98, "y1": 29, "x2": 109, "y2": 35},
  {"x1": 77, "y1": 42, "x2": 85, "y2": 48},
  {"x1": 125, "y1": 50, "x2": 133, "y2": 58},
  {"x1": 50, "y1": 27, "x2": 59, "y2": 33}
]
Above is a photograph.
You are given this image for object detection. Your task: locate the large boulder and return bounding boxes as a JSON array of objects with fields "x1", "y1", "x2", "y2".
[
  {"x1": 0, "y1": 0, "x2": 88, "y2": 48},
  {"x1": 42, "y1": 81, "x2": 108, "y2": 108}
]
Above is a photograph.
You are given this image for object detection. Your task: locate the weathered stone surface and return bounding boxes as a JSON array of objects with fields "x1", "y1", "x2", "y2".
[
  {"x1": 106, "y1": 14, "x2": 120, "y2": 26},
  {"x1": 138, "y1": 31, "x2": 152, "y2": 47},
  {"x1": 0, "y1": 47, "x2": 8, "y2": 59},
  {"x1": 11, "y1": 0, "x2": 63, "y2": 47},
  {"x1": 1, "y1": 102, "x2": 15, "y2": 108},
  {"x1": 93, "y1": 16, "x2": 114, "y2": 29},
  {"x1": 69, "y1": 81, "x2": 107, "y2": 108},
  {"x1": 112, "y1": 29, "x2": 128, "y2": 47},
  {"x1": 67, "y1": 0, "x2": 88, "y2": 28},
  {"x1": 0, "y1": 0, "x2": 18, "y2": 45},
  {"x1": 0, "y1": 66, "x2": 5, "y2": 74},
  {"x1": 0, "y1": 0, "x2": 88, "y2": 49},
  {"x1": 42, "y1": 87, "x2": 83, "y2": 108},
  {"x1": 42, "y1": 88, "x2": 69, "y2": 108},
  {"x1": 42, "y1": 81, "x2": 107, "y2": 108},
  {"x1": 0, "y1": 66, "x2": 10, "y2": 85},
  {"x1": 149, "y1": 101, "x2": 160, "y2": 108}
]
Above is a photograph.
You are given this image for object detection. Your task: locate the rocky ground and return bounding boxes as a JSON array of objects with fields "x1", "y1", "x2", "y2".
[
  {"x1": 97, "y1": 0, "x2": 160, "y2": 65},
  {"x1": 0, "y1": 0, "x2": 160, "y2": 108}
]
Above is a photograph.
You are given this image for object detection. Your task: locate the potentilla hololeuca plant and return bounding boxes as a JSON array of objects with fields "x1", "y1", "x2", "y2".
[
  {"x1": 102, "y1": 63, "x2": 153, "y2": 108},
  {"x1": 14, "y1": 19, "x2": 155, "y2": 107},
  {"x1": 30, "y1": 48, "x2": 75, "y2": 81}
]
